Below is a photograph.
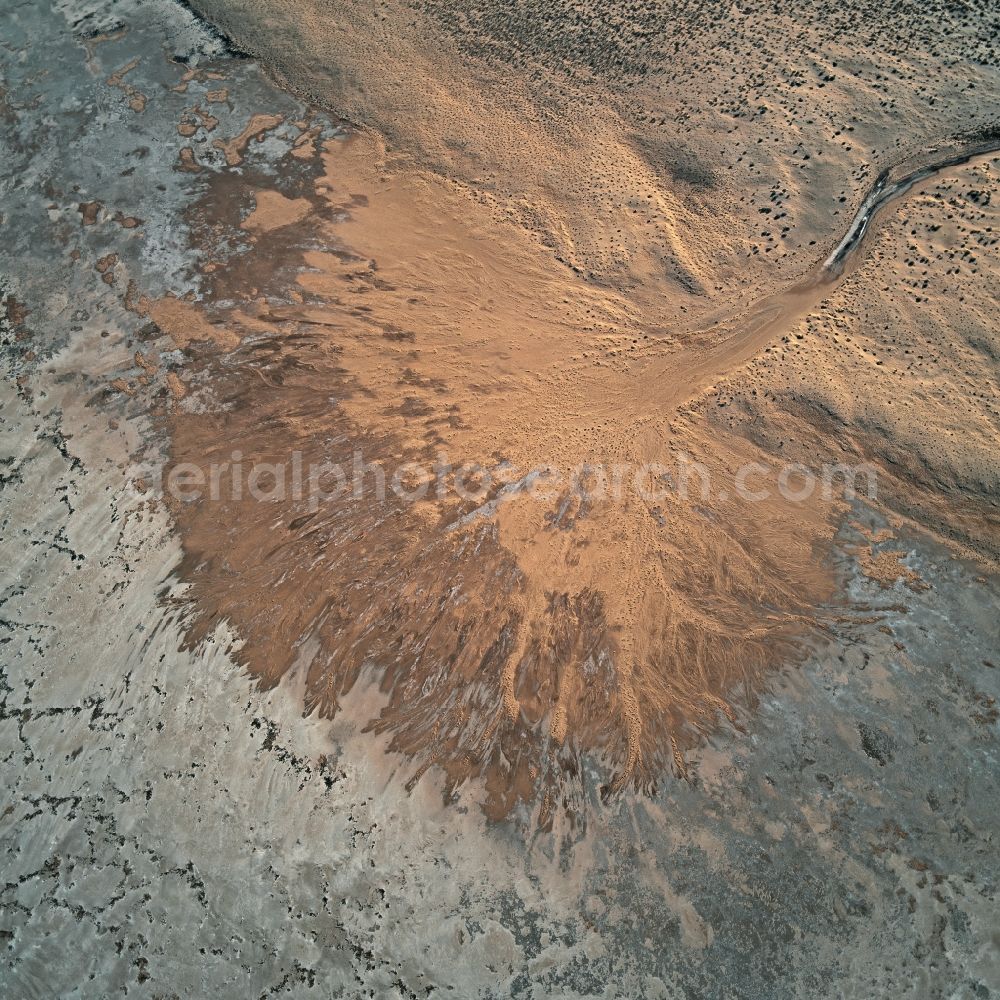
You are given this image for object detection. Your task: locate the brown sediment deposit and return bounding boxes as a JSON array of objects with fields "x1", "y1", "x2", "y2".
[
  {"x1": 240, "y1": 189, "x2": 313, "y2": 233},
  {"x1": 178, "y1": 105, "x2": 219, "y2": 137},
  {"x1": 154, "y1": 0, "x2": 1000, "y2": 818},
  {"x1": 95, "y1": 252, "x2": 119, "y2": 284},
  {"x1": 106, "y1": 57, "x2": 147, "y2": 113},
  {"x1": 165, "y1": 372, "x2": 188, "y2": 399},
  {"x1": 212, "y1": 111, "x2": 284, "y2": 166},
  {"x1": 78, "y1": 200, "x2": 102, "y2": 225},
  {"x1": 140, "y1": 293, "x2": 241, "y2": 351},
  {"x1": 172, "y1": 65, "x2": 227, "y2": 95},
  {"x1": 113, "y1": 211, "x2": 143, "y2": 229},
  {"x1": 175, "y1": 146, "x2": 202, "y2": 172},
  {"x1": 162, "y1": 131, "x2": 827, "y2": 815}
]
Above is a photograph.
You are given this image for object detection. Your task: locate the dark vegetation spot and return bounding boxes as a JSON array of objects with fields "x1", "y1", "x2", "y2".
[{"x1": 858, "y1": 722, "x2": 896, "y2": 766}]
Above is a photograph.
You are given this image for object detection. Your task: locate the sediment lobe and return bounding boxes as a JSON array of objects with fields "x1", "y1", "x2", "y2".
[
  {"x1": 162, "y1": 1, "x2": 1000, "y2": 817},
  {"x1": 169, "y1": 132, "x2": 838, "y2": 817}
]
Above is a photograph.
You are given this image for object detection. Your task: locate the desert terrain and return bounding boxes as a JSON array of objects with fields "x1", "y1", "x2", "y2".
[{"x1": 1, "y1": 0, "x2": 998, "y2": 995}]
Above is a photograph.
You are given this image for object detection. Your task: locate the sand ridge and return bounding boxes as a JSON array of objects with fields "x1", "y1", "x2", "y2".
[{"x1": 186, "y1": 0, "x2": 1000, "y2": 320}]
